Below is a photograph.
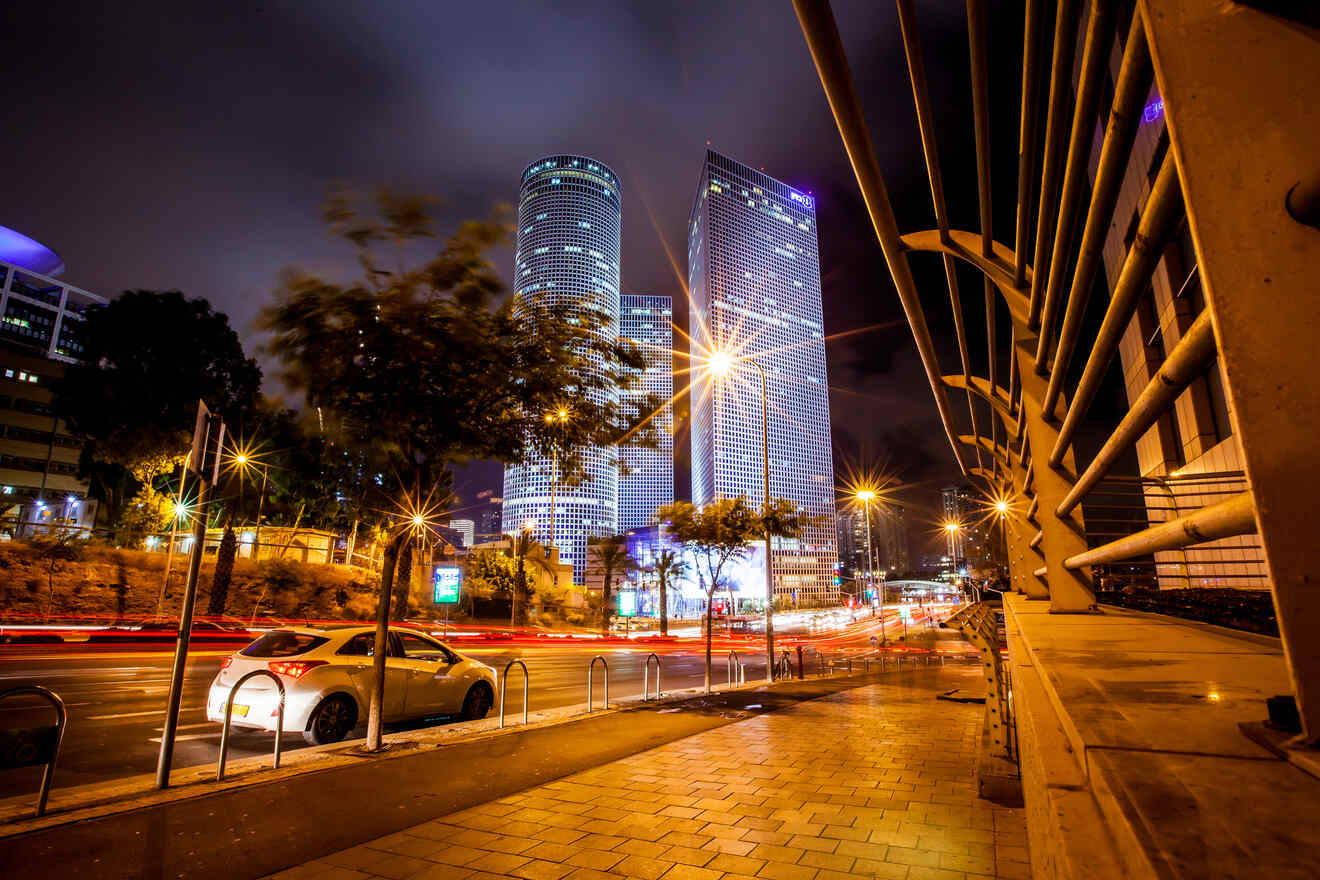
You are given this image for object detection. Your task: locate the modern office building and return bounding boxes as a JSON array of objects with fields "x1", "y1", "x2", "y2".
[
  {"x1": 502, "y1": 155, "x2": 622, "y2": 583},
  {"x1": 0, "y1": 232, "x2": 106, "y2": 533},
  {"x1": 472, "y1": 490, "x2": 504, "y2": 541},
  {"x1": 446, "y1": 518, "x2": 474, "y2": 548},
  {"x1": 874, "y1": 504, "x2": 910, "y2": 574},
  {"x1": 686, "y1": 149, "x2": 838, "y2": 603},
  {"x1": 1080, "y1": 31, "x2": 1263, "y2": 589},
  {"x1": 618, "y1": 294, "x2": 674, "y2": 530},
  {"x1": 941, "y1": 485, "x2": 972, "y2": 560}
]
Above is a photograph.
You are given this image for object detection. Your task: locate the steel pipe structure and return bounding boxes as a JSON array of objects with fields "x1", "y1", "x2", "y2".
[
  {"x1": 794, "y1": 0, "x2": 1320, "y2": 736},
  {"x1": 1064, "y1": 492, "x2": 1257, "y2": 569}
]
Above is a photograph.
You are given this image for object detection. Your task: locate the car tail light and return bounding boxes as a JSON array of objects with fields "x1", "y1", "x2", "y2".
[
  {"x1": 221, "y1": 656, "x2": 234, "y2": 670},
  {"x1": 268, "y1": 660, "x2": 328, "y2": 680}
]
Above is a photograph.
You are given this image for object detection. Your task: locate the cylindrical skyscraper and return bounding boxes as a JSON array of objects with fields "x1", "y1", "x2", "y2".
[{"x1": 502, "y1": 155, "x2": 622, "y2": 583}]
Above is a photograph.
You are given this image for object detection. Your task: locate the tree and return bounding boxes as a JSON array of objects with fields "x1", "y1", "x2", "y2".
[
  {"x1": 508, "y1": 528, "x2": 555, "y2": 627},
  {"x1": 259, "y1": 190, "x2": 660, "y2": 750},
  {"x1": 649, "y1": 549, "x2": 687, "y2": 637},
  {"x1": 28, "y1": 533, "x2": 85, "y2": 616},
  {"x1": 588, "y1": 535, "x2": 635, "y2": 633},
  {"x1": 657, "y1": 497, "x2": 819, "y2": 690},
  {"x1": 53, "y1": 291, "x2": 261, "y2": 530},
  {"x1": 207, "y1": 525, "x2": 238, "y2": 616},
  {"x1": 657, "y1": 499, "x2": 759, "y2": 691}
]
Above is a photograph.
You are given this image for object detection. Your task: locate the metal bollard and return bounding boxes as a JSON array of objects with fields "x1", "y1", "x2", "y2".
[
  {"x1": 643, "y1": 653, "x2": 661, "y2": 701},
  {"x1": 726, "y1": 650, "x2": 745, "y2": 687},
  {"x1": 587, "y1": 655, "x2": 609, "y2": 712},
  {"x1": 218, "y1": 670, "x2": 284, "y2": 781},
  {"x1": 500, "y1": 659, "x2": 529, "y2": 728},
  {"x1": 0, "y1": 685, "x2": 66, "y2": 817}
]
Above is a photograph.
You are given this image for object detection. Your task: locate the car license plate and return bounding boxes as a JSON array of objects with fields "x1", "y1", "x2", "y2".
[{"x1": 231, "y1": 704, "x2": 249, "y2": 717}]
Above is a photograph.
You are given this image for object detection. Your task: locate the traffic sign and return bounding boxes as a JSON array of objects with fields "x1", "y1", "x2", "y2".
[{"x1": 432, "y1": 565, "x2": 461, "y2": 604}]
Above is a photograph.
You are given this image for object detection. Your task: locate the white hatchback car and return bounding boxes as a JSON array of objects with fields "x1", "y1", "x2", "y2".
[{"x1": 206, "y1": 625, "x2": 497, "y2": 744}]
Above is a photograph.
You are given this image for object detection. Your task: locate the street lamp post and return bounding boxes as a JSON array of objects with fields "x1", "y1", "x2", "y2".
[
  {"x1": 945, "y1": 521, "x2": 962, "y2": 599},
  {"x1": 857, "y1": 490, "x2": 876, "y2": 620},
  {"x1": 709, "y1": 352, "x2": 775, "y2": 683}
]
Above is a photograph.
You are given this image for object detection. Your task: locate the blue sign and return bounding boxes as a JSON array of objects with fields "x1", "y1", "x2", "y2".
[{"x1": 433, "y1": 565, "x2": 461, "y2": 604}]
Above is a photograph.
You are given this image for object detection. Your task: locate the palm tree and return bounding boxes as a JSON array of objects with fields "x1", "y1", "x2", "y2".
[
  {"x1": 650, "y1": 549, "x2": 686, "y2": 637},
  {"x1": 589, "y1": 535, "x2": 635, "y2": 633},
  {"x1": 510, "y1": 528, "x2": 554, "y2": 626}
]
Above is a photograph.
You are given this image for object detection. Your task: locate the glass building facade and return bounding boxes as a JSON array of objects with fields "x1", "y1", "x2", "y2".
[
  {"x1": 618, "y1": 294, "x2": 674, "y2": 530},
  {"x1": 502, "y1": 155, "x2": 622, "y2": 583},
  {"x1": 686, "y1": 150, "x2": 839, "y2": 602}
]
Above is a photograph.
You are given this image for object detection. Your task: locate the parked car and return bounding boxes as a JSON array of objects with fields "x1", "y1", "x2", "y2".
[{"x1": 206, "y1": 625, "x2": 497, "y2": 745}]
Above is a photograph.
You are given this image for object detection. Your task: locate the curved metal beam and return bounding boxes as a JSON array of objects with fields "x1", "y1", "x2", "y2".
[
  {"x1": 902, "y1": 229, "x2": 1032, "y2": 327},
  {"x1": 944, "y1": 374, "x2": 1018, "y2": 428},
  {"x1": 959, "y1": 434, "x2": 1014, "y2": 470}
]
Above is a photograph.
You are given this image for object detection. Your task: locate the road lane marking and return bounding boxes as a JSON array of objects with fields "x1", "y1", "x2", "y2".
[
  {"x1": 147, "y1": 733, "x2": 219, "y2": 743},
  {"x1": 0, "y1": 701, "x2": 89, "y2": 711},
  {"x1": 87, "y1": 709, "x2": 177, "y2": 720}
]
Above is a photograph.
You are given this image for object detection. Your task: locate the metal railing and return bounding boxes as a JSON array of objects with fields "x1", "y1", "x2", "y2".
[
  {"x1": 726, "y1": 650, "x2": 746, "y2": 687},
  {"x1": 216, "y1": 670, "x2": 284, "y2": 781},
  {"x1": 792, "y1": 0, "x2": 1320, "y2": 739},
  {"x1": 643, "y1": 653, "x2": 661, "y2": 701},
  {"x1": 0, "y1": 685, "x2": 66, "y2": 817},
  {"x1": 586, "y1": 655, "x2": 608, "y2": 712},
  {"x1": 499, "y1": 659, "x2": 529, "y2": 728}
]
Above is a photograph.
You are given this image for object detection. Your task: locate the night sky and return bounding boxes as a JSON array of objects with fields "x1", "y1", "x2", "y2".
[{"x1": 7, "y1": 1, "x2": 1118, "y2": 558}]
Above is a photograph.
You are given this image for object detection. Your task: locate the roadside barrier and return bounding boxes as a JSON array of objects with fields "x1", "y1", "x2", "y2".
[
  {"x1": 726, "y1": 650, "x2": 746, "y2": 687},
  {"x1": 217, "y1": 670, "x2": 284, "y2": 781},
  {"x1": 587, "y1": 655, "x2": 609, "y2": 712},
  {"x1": 499, "y1": 659, "x2": 529, "y2": 728},
  {"x1": 643, "y1": 653, "x2": 661, "y2": 701},
  {"x1": 0, "y1": 685, "x2": 66, "y2": 817}
]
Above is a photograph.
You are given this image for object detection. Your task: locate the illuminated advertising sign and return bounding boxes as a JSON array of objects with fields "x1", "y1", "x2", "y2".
[
  {"x1": 617, "y1": 591, "x2": 637, "y2": 617},
  {"x1": 789, "y1": 191, "x2": 814, "y2": 209},
  {"x1": 432, "y1": 565, "x2": 461, "y2": 604}
]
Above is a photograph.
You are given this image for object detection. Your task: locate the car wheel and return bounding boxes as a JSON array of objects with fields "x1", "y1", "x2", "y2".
[
  {"x1": 304, "y1": 694, "x2": 357, "y2": 745},
  {"x1": 461, "y1": 682, "x2": 493, "y2": 720}
]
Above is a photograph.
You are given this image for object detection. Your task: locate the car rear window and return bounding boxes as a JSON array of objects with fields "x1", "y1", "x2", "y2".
[{"x1": 240, "y1": 631, "x2": 328, "y2": 658}]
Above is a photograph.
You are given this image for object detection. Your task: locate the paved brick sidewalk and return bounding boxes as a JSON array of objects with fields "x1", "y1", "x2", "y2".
[{"x1": 269, "y1": 669, "x2": 1029, "y2": 880}]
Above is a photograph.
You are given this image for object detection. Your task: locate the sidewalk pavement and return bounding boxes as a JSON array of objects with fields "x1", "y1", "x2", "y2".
[{"x1": 270, "y1": 671, "x2": 1029, "y2": 880}]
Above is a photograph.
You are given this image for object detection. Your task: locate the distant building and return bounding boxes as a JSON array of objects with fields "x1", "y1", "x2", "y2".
[
  {"x1": 502, "y1": 155, "x2": 622, "y2": 582},
  {"x1": 618, "y1": 294, "x2": 674, "y2": 530},
  {"x1": 473, "y1": 491, "x2": 504, "y2": 541},
  {"x1": 447, "y1": 518, "x2": 474, "y2": 548},
  {"x1": 687, "y1": 149, "x2": 838, "y2": 602},
  {"x1": 941, "y1": 486, "x2": 972, "y2": 561},
  {"x1": 1080, "y1": 36, "x2": 1261, "y2": 589},
  {"x1": 0, "y1": 244, "x2": 106, "y2": 534},
  {"x1": 874, "y1": 505, "x2": 910, "y2": 574}
]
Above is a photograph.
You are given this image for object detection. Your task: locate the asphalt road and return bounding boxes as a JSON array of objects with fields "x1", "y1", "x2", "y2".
[{"x1": 0, "y1": 607, "x2": 951, "y2": 793}]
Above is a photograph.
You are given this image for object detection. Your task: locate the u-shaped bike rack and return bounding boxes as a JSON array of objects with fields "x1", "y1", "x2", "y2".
[
  {"x1": 500, "y1": 659, "x2": 529, "y2": 728},
  {"x1": 726, "y1": 650, "x2": 745, "y2": 687},
  {"x1": 587, "y1": 655, "x2": 608, "y2": 712},
  {"x1": 0, "y1": 685, "x2": 66, "y2": 817},
  {"x1": 777, "y1": 649, "x2": 794, "y2": 680},
  {"x1": 643, "y1": 653, "x2": 661, "y2": 701},
  {"x1": 217, "y1": 670, "x2": 285, "y2": 781}
]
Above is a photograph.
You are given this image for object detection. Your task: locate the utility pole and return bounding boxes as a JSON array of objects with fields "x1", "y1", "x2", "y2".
[{"x1": 156, "y1": 402, "x2": 223, "y2": 788}]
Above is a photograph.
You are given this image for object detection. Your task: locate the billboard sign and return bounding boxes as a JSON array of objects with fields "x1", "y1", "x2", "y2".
[
  {"x1": 432, "y1": 565, "x2": 461, "y2": 604},
  {"x1": 617, "y1": 591, "x2": 637, "y2": 617}
]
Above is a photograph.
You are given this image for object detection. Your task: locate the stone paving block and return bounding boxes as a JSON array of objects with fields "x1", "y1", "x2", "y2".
[
  {"x1": 563, "y1": 849, "x2": 625, "y2": 872},
  {"x1": 658, "y1": 864, "x2": 723, "y2": 880},
  {"x1": 509, "y1": 859, "x2": 575, "y2": 880},
  {"x1": 705, "y1": 852, "x2": 768, "y2": 875},
  {"x1": 611, "y1": 855, "x2": 672, "y2": 880}
]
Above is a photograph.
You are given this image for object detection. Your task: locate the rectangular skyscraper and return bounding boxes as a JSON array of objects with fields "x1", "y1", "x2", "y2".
[
  {"x1": 619, "y1": 294, "x2": 674, "y2": 529},
  {"x1": 687, "y1": 150, "x2": 838, "y2": 602}
]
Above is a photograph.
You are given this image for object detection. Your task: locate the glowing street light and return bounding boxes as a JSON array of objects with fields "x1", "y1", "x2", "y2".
[
  {"x1": 855, "y1": 488, "x2": 882, "y2": 640},
  {"x1": 705, "y1": 348, "x2": 776, "y2": 683},
  {"x1": 995, "y1": 500, "x2": 1009, "y2": 515}
]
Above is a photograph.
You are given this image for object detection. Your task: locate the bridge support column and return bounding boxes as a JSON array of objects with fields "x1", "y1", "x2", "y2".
[{"x1": 1013, "y1": 339, "x2": 1095, "y2": 612}]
